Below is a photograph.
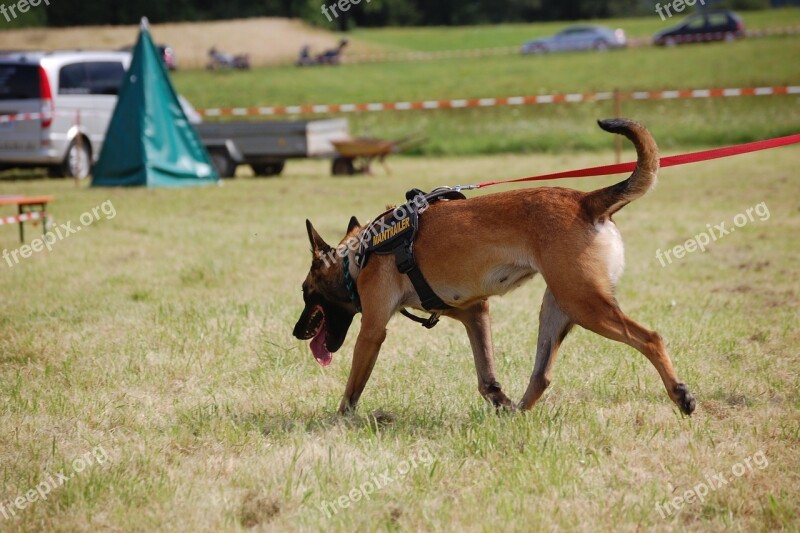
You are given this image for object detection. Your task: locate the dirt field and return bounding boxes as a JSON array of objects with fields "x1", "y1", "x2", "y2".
[{"x1": 0, "y1": 17, "x2": 379, "y2": 68}]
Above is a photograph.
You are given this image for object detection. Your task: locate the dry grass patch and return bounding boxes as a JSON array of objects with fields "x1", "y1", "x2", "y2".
[{"x1": 0, "y1": 17, "x2": 380, "y2": 68}]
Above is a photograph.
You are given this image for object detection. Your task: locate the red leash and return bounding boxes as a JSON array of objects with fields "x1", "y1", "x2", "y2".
[{"x1": 473, "y1": 133, "x2": 800, "y2": 188}]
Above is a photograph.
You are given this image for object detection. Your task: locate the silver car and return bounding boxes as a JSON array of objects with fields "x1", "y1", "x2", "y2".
[
  {"x1": 521, "y1": 25, "x2": 627, "y2": 54},
  {"x1": 0, "y1": 50, "x2": 132, "y2": 178}
]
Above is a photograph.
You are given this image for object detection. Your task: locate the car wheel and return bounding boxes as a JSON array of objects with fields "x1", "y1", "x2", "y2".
[
  {"x1": 250, "y1": 161, "x2": 285, "y2": 177},
  {"x1": 209, "y1": 149, "x2": 236, "y2": 178},
  {"x1": 724, "y1": 32, "x2": 735, "y2": 43},
  {"x1": 664, "y1": 37, "x2": 677, "y2": 48},
  {"x1": 593, "y1": 40, "x2": 609, "y2": 51},
  {"x1": 60, "y1": 137, "x2": 91, "y2": 179}
]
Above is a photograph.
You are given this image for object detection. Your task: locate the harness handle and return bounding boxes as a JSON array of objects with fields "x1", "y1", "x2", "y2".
[{"x1": 400, "y1": 309, "x2": 441, "y2": 329}]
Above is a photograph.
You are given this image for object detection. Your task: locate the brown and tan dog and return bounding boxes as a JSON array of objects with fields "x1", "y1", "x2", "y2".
[{"x1": 293, "y1": 119, "x2": 696, "y2": 416}]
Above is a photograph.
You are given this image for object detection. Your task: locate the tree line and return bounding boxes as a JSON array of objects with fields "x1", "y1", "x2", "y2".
[{"x1": 3, "y1": 0, "x2": 775, "y2": 29}]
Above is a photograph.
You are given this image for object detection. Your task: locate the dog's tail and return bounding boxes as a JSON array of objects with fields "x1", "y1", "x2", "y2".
[{"x1": 582, "y1": 118, "x2": 659, "y2": 221}]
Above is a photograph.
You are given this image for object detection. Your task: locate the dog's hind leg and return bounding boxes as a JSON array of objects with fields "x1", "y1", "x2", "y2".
[
  {"x1": 518, "y1": 288, "x2": 573, "y2": 411},
  {"x1": 556, "y1": 290, "x2": 696, "y2": 415},
  {"x1": 450, "y1": 300, "x2": 514, "y2": 409}
]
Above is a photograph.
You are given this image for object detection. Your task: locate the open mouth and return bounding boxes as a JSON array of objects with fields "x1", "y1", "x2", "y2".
[{"x1": 305, "y1": 305, "x2": 332, "y2": 367}]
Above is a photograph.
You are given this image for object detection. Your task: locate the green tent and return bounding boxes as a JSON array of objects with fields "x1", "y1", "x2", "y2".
[{"x1": 92, "y1": 18, "x2": 218, "y2": 187}]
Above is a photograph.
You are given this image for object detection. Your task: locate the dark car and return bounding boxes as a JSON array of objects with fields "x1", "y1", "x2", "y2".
[{"x1": 654, "y1": 11, "x2": 745, "y2": 46}]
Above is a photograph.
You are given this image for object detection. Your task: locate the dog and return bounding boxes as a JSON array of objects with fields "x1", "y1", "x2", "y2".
[{"x1": 293, "y1": 118, "x2": 696, "y2": 416}]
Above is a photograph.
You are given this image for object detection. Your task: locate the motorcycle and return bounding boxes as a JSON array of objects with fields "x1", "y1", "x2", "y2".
[
  {"x1": 206, "y1": 47, "x2": 250, "y2": 70},
  {"x1": 296, "y1": 39, "x2": 348, "y2": 67}
]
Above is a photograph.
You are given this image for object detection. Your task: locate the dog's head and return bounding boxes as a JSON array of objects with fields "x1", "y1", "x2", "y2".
[{"x1": 293, "y1": 218, "x2": 361, "y2": 367}]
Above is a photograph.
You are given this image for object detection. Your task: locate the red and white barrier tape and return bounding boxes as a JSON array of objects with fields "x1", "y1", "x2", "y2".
[
  {"x1": 344, "y1": 46, "x2": 519, "y2": 63},
  {"x1": 3, "y1": 85, "x2": 797, "y2": 123},
  {"x1": 0, "y1": 109, "x2": 114, "y2": 124},
  {"x1": 746, "y1": 26, "x2": 800, "y2": 38},
  {"x1": 0, "y1": 112, "x2": 43, "y2": 124},
  {"x1": 0, "y1": 212, "x2": 44, "y2": 226},
  {"x1": 198, "y1": 85, "x2": 800, "y2": 118},
  {"x1": 657, "y1": 30, "x2": 744, "y2": 44}
]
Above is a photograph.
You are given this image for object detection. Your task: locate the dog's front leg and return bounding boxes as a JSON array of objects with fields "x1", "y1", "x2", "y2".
[
  {"x1": 450, "y1": 300, "x2": 514, "y2": 410},
  {"x1": 338, "y1": 303, "x2": 393, "y2": 414}
]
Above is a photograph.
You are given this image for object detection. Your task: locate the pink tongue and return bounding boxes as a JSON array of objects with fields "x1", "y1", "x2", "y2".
[{"x1": 310, "y1": 324, "x2": 332, "y2": 367}]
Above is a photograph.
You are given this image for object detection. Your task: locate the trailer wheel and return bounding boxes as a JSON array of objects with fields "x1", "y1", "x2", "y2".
[
  {"x1": 209, "y1": 149, "x2": 236, "y2": 178},
  {"x1": 251, "y1": 162, "x2": 285, "y2": 177},
  {"x1": 332, "y1": 157, "x2": 355, "y2": 176}
]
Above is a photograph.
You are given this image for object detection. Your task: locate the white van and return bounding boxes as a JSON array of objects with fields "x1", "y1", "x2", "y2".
[
  {"x1": 0, "y1": 50, "x2": 131, "y2": 178},
  {"x1": 0, "y1": 50, "x2": 200, "y2": 179}
]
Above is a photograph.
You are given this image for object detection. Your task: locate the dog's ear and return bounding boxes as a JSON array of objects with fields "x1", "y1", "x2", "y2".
[
  {"x1": 347, "y1": 216, "x2": 360, "y2": 234},
  {"x1": 306, "y1": 219, "x2": 331, "y2": 254}
]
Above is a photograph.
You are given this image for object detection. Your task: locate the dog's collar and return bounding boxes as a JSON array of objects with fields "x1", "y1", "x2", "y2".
[{"x1": 343, "y1": 254, "x2": 361, "y2": 313}]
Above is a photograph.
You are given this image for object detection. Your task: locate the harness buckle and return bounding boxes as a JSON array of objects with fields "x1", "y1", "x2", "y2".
[
  {"x1": 422, "y1": 313, "x2": 441, "y2": 329},
  {"x1": 393, "y1": 245, "x2": 416, "y2": 274}
]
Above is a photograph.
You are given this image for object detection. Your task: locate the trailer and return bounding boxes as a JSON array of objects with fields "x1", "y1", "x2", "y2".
[{"x1": 196, "y1": 118, "x2": 350, "y2": 177}]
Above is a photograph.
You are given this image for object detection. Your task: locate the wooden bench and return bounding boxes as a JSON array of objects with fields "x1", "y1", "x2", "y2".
[{"x1": 0, "y1": 195, "x2": 54, "y2": 243}]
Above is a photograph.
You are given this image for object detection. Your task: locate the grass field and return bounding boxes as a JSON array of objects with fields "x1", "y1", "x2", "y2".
[
  {"x1": 351, "y1": 8, "x2": 800, "y2": 51},
  {"x1": 174, "y1": 30, "x2": 800, "y2": 155},
  {"x1": 175, "y1": 36, "x2": 800, "y2": 106},
  {"x1": 1, "y1": 144, "x2": 799, "y2": 530}
]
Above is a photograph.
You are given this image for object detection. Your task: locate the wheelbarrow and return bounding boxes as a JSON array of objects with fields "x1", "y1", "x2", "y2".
[{"x1": 330, "y1": 134, "x2": 423, "y2": 176}]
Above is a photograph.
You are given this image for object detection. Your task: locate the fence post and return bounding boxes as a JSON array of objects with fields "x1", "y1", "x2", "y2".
[
  {"x1": 74, "y1": 110, "x2": 82, "y2": 186},
  {"x1": 613, "y1": 88, "x2": 622, "y2": 164}
]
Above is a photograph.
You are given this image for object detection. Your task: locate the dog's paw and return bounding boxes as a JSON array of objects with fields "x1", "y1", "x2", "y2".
[
  {"x1": 674, "y1": 383, "x2": 696, "y2": 416},
  {"x1": 337, "y1": 401, "x2": 358, "y2": 416},
  {"x1": 490, "y1": 393, "x2": 517, "y2": 414},
  {"x1": 496, "y1": 403, "x2": 518, "y2": 416},
  {"x1": 484, "y1": 382, "x2": 514, "y2": 411}
]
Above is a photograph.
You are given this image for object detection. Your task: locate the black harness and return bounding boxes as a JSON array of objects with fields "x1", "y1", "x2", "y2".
[{"x1": 352, "y1": 187, "x2": 466, "y2": 328}]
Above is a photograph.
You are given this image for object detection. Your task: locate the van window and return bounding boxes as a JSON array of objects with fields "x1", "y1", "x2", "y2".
[
  {"x1": 0, "y1": 64, "x2": 39, "y2": 100},
  {"x1": 58, "y1": 61, "x2": 125, "y2": 95}
]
